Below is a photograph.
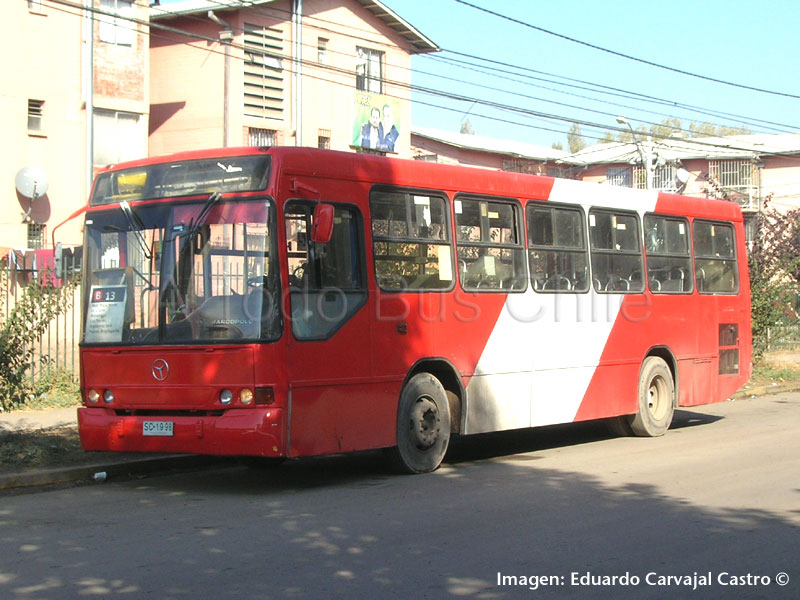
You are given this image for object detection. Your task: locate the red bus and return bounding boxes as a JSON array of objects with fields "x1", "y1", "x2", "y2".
[{"x1": 77, "y1": 146, "x2": 751, "y2": 473}]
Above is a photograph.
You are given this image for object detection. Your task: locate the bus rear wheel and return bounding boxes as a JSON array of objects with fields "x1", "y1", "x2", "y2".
[
  {"x1": 630, "y1": 356, "x2": 675, "y2": 437},
  {"x1": 388, "y1": 373, "x2": 451, "y2": 474}
]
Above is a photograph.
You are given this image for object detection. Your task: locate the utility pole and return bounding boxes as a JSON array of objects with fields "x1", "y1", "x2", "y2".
[{"x1": 616, "y1": 116, "x2": 654, "y2": 189}]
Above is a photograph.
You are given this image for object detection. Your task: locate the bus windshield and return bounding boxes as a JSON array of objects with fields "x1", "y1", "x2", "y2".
[
  {"x1": 90, "y1": 155, "x2": 271, "y2": 206},
  {"x1": 82, "y1": 197, "x2": 281, "y2": 345}
]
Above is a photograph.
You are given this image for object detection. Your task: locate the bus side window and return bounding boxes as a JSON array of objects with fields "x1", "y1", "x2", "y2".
[
  {"x1": 693, "y1": 220, "x2": 738, "y2": 294},
  {"x1": 527, "y1": 203, "x2": 588, "y2": 293},
  {"x1": 455, "y1": 196, "x2": 526, "y2": 292},
  {"x1": 644, "y1": 214, "x2": 693, "y2": 294},
  {"x1": 589, "y1": 209, "x2": 644, "y2": 293},
  {"x1": 370, "y1": 189, "x2": 453, "y2": 291},
  {"x1": 285, "y1": 201, "x2": 367, "y2": 340}
]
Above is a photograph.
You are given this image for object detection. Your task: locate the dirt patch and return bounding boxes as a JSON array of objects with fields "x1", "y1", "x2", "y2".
[
  {"x1": 0, "y1": 427, "x2": 151, "y2": 475},
  {"x1": 761, "y1": 351, "x2": 800, "y2": 370}
]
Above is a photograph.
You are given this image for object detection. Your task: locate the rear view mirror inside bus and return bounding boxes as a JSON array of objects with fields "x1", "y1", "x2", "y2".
[{"x1": 311, "y1": 203, "x2": 334, "y2": 244}]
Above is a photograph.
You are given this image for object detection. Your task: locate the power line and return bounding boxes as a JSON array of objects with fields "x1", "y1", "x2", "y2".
[
  {"x1": 161, "y1": 0, "x2": 800, "y2": 132},
  {"x1": 430, "y1": 51, "x2": 800, "y2": 133},
  {"x1": 452, "y1": 0, "x2": 800, "y2": 100},
  {"x1": 44, "y1": 0, "x2": 800, "y2": 161}
]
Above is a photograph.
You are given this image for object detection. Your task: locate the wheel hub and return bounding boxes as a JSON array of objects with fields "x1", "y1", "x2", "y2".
[{"x1": 409, "y1": 397, "x2": 440, "y2": 450}]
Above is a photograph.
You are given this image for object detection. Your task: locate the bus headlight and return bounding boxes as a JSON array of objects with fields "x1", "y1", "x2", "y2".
[
  {"x1": 240, "y1": 389, "x2": 254, "y2": 405},
  {"x1": 87, "y1": 389, "x2": 100, "y2": 404},
  {"x1": 103, "y1": 390, "x2": 115, "y2": 404},
  {"x1": 220, "y1": 389, "x2": 233, "y2": 405}
]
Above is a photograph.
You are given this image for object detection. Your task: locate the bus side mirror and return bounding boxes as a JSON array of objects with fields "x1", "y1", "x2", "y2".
[{"x1": 311, "y1": 203, "x2": 334, "y2": 244}]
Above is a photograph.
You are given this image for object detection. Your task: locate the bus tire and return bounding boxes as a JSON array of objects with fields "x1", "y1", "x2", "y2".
[
  {"x1": 630, "y1": 356, "x2": 675, "y2": 437},
  {"x1": 388, "y1": 373, "x2": 451, "y2": 474}
]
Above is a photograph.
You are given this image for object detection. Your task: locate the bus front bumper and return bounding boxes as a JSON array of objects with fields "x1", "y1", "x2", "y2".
[{"x1": 78, "y1": 407, "x2": 285, "y2": 457}]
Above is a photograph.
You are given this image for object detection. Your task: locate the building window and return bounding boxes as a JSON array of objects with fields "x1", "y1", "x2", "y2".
[
  {"x1": 708, "y1": 160, "x2": 758, "y2": 208},
  {"x1": 99, "y1": 0, "x2": 135, "y2": 46},
  {"x1": 93, "y1": 109, "x2": 145, "y2": 167},
  {"x1": 502, "y1": 159, "x2": 540, "y2": 174},
  {"x1": 607, "y1": 166, "x2": 632, "y2": 187},
  {"x1": 356, "y1": 47, "x2": 383, "y2": 93},
  {"x1": 414, "y1": 154, "x2": 438, "y2": 162},
  {"x1": 244, "y1": 23, "x2": 284, "y2": 121},
  {"x1": 317, "y1": 129, "x2": 331, "y2": 149},
  {"x1": 317, "y1": 37, "x2": 328, "y2": 64},
  {"x1": 249, "y1": 128, "x2": 277, "y2": 147},
  {"x1": 28, "y1": 224, "x2": 46, "y2": 249},
  {"x1": 28, "y1": 99, "x2": 44, "y2": 133},
  {"x1": 652, "y1": 164, "x2": 677, "y2": 191},
  {"x1": 546, "y1": 166, "x2": 573, "y2": 179}
]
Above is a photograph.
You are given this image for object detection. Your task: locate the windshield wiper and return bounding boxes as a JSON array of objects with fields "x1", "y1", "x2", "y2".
[
  {"x1": 119, "y1": 200, "x2": 152, "y2": 260},
  {"x1": 180, "y1": 192, "x2": 222, "y2": 253}
]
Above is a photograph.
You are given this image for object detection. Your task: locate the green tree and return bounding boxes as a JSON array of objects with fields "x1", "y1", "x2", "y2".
[
  {"x1": 747, "y1": 206, "x2": 800, "y2": 359},
  {"x1": 551, "y1": 141, "x2": 564, "y2": 151},
  {"x1": 567, "y1": 123, "x2": 586, "y2": 153},
  {"x1": 649, "y1": 117, "x2": 683, "y2": 139},
  {"x1": 690, "y1": 121, "x2": 751, "y2": 138},
  {"x1": 598, "y1": 132, "x2": 616, "y2": 144},
  {"x1": 0, "y1": 272, "x2": 80, "y2": 411}
]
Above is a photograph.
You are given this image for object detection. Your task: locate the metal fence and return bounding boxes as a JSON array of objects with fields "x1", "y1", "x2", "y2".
[
  {"x1": 1, "y1": 252, "x2": 82, "y2": 382},
  {"x1": 762, "y1": 324, "x2": 800, "y2": 353}
]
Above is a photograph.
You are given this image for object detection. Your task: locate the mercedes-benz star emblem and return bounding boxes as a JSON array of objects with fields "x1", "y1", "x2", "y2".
[{"x1": 152, "y1": 358, "x2": 170, "y2": 381}]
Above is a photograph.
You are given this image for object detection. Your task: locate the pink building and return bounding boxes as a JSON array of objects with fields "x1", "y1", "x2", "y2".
[
  {"x1": 149, "y1": 0, "x2": 437, "y2": 157},
  {"x1": 1, "y1": 0, "x2": 150, "y2": 253}
]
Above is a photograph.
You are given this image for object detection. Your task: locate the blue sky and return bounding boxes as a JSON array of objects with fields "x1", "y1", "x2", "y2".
[{"x1": 158, "y1": 0, "x2": 800, "y2": 148}]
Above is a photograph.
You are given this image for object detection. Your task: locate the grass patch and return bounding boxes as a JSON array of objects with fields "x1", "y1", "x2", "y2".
[
  {"x1": 2, "y1": 369, "x2": 81, "y2": 412},
  {"x1": 748, "y1": 355, "x2": 800, "y2": 389}
]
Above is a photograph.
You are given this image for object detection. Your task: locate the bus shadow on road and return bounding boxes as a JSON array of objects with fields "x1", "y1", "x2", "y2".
[
  {"x1": 125, "y1": 409, "x2": 728, "y2": 496},
  {"x1": 670, "y1": 408, "x2": 724, "y2": 430}
]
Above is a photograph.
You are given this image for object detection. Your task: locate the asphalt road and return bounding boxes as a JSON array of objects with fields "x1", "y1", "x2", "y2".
[{"x1": 1, "y1": 393, "x2": 798, "y2": 600}]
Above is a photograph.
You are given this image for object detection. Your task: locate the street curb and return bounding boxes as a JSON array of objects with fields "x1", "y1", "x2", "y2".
[
  {"x1": 0, "y1": 455, "x2": 221, "y2": 492},
  {"x1": 731, "y1": 383, "x2": 800, "y2": 399}
]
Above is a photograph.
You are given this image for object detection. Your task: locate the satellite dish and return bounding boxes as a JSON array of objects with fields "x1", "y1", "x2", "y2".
[
  {"x1": 15, "y1": 166, "x2": 49, "y2": 199},
  {"x1": 675, "y1": 168, "x2": 691, "y2": 185}
]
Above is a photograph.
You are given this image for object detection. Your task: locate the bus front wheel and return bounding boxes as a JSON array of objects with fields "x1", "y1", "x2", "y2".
[
  {"x1": 630, "y1": 356, "x2": 675, "y2": 437},
  {"x1": 388, "y1": 373, "x2": 451, "y2": 474}
]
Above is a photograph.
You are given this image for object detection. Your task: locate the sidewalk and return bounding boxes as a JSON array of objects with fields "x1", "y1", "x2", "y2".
[
  {"x1": 3, "y1": 381, "x2": 800, "y2": 492},
  {"x1": 0, "y1": 407, "x2": 216, "y2": 491}
]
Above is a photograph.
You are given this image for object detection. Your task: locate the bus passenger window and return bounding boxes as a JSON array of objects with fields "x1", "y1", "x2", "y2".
[
  {"x1": 644, "y1": 215, "x2": 693, "y2": 293},
  {"x1": 693, "y1": 220, "x2": 738, "y2": 294},
  {"x1": 456, "y1": 197, "x2": 526, "y2": 292},
  {"x1": 370, "y1": 190, "x2": 453, "y2": 291},
  {"x1": 527, "y1": 203, "x2": 588, "y2": 293},
  {"x1": 589, "y1": 209, "x2": 644, "y2": 293}
]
